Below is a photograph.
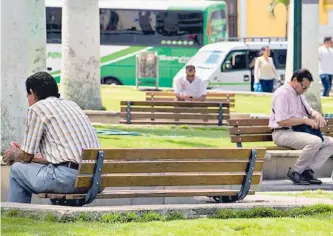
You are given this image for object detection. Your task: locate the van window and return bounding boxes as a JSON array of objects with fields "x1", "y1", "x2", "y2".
[
  {"x1": 189, "y1": 51, "x2": 224, "y2": 65},
  {"x1": 222, "y1": 50, "x2": 248, "y2": 71},
  {"x1": 271, "y1": 49, "x2": 287, "y2": 69}
]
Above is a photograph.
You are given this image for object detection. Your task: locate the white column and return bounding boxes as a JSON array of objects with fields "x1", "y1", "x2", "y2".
[
  {"x1": 1, "y1": 0, "x2": 46, "y2": 152},
  {"x1": 60, "y1": 0, "x2": 102, "y2": 110},
  {"x1": 285, "y1": 0, "x2": 321, "y2": 112},
  {"x1": 239, "y1": 0, "x2": 247, "y2": 38},
  {"x1": 302, "y1": 0, "x2": 321, "y2": 112}
]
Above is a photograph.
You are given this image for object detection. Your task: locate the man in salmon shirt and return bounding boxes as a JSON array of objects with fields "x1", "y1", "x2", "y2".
[{"x1": 269, "y1": 68, "x2": 333, "y2": 185}]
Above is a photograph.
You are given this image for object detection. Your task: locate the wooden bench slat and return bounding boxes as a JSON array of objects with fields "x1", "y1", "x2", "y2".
[
  {"x1": 146, "y1": 91, "x2": 235, "y2": 97},
  {"x1": 79, "y1": 160, "x2": 264, "y2": 174},
  {"x1": 81, "y1": 148, "x2": 267, "y2": 161},
  {"x1": 119, "y1": 120, "x2": 229, "y2": 125},
  {"x1": 75, "y1": 173, "x2": 262, "y2": 188},
  {"x1": 120, "y1": 101, "x2": 231, "y2": 107},
  {"x1": 326, "y1": 118, "x2": 333, "y2": 125},
  {"x1": 229, "y1": 127, "x2": 272, "y2": 135},
  {"x1": 146, "y1": 97, "x2": 236, "y2": 105},
  {"x1": 266, "y1": 146, "x2": 294, "y2": 150},
  {"x1": 120, "y1": 113, "x2": 230, "y2": 120},
  {"x1": 120, "y1": 107, "x2": 230, "y2": 113},
  {"x1": 38, "y1": 189, "x2": 254, "y2": 200},
  {"x1": 321, "y1": 125, "x2": 333, "y2": 133},
  {"x1": 231, "y1": 135, "x2": 273, "y2": 142},
  {"x1": 228, "y1": 119, "x2": 269, "y2": 126}
]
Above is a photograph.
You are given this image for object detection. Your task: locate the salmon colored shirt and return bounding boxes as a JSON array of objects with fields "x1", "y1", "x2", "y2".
[{"x1": 269, "y1": 83, "x2": 314, "y2": 129}]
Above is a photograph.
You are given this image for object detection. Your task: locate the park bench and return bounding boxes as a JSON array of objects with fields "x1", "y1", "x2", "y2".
[
  {"x1": 146, "y1": 91, "x2": 235, "y2": 111},
  {"x1": 119, "y1": 100, "x2": 231, "y2": 126},
  {"x1": 38, "y1": 148, "x2": 266, "y2": 206},
  {"x1": 228, "y1": 117, "x2": 333, "y2": 150}
]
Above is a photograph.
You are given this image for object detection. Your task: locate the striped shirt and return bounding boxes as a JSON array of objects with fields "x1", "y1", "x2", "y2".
[{"x1": 21, "y1": 97, "x2": 100, "y2": 164}]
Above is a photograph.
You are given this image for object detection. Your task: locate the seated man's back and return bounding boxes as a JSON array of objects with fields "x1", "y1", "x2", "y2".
[{"x1": 26, "y1": 96, "x2": 100, "y2": 164}]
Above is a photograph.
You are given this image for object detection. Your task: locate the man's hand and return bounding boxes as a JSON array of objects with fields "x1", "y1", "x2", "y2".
[
  {"x1": 3, "y1": 142, "x2": 21, "y2": 165},
  {"x1": 304, "y1": 118, "x2": 319, "y2": 129},
  {"x1": 313, "y1": 112, "x2": 327, "y2": 128}
]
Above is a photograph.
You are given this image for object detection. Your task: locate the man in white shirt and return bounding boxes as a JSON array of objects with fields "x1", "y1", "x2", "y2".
[
  {"x1": 319, "y1": 36, "x2": 333, "y2": 97},
  {"x1": 173, "y1": 65, "x2": 207, "y2": 101}
]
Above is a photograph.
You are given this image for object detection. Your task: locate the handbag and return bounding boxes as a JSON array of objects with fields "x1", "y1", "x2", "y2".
[{"x1": 291, "y1": 97, "x2": 324, "y2": 142}]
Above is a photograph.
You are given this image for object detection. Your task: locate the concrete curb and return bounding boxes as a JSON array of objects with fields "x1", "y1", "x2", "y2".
[{"x1": 2, "y1": 195, "x2": 333, "y2": 220}]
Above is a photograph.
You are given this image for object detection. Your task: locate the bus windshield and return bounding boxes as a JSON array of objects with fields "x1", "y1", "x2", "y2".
[{"x1": 100, "y1": 9, "x2": 204, "y2": 47}]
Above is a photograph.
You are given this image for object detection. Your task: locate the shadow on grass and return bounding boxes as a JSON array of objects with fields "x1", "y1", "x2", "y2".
[
  {"x1": 95, "y1": 125, "x2": 229, "y2": 139},
  {"x1": 163, "y1": 139, "x2": 216, "y2": 147}
]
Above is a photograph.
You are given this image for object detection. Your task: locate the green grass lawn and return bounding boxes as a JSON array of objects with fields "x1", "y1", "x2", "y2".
[
  {"x1": 96, "y1": 125, "x2": 276, "y2": 148},
  {"x1": 2, "y1": 213, "x2": 333, "y2": 236},
  {"x1": 100, "y1": 86, "x2": 333, "y2": 114}
]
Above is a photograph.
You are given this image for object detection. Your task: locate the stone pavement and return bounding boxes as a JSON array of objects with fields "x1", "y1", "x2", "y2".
[
  {"x1": 2, "y1": 194, "x2": 333, "y2": 219},
  {"x1": 262, "y1": 178, "x2": 333, "y2": 191}
]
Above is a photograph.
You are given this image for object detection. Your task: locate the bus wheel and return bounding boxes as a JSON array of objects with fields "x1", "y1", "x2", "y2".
[{"x1": 104, "y1": 77, "x2": 121, "y2": 85}]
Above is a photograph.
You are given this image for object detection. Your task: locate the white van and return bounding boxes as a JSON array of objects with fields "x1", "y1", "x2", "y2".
[{"x1": 173, "y1": 41, "x2": 288, "y2": 91}]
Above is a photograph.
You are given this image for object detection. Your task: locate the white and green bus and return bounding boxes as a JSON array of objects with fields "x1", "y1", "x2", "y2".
[{"x1": 46, "y1": 0, "x2": 228, "y2": 87}]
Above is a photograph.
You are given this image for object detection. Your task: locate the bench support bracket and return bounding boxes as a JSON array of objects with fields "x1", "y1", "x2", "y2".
[
  {"x1": 213, "y1": 149, "x2": 257, "y2": 203},
  {"x1": 217, "y1": 103, "x2": 223, "y2": 126},
  {"x1": 50, "y1": 151, "x2": 105, "y2": 207},
  {"x1": 126, "y1": 101, "x2": 131, "y2": 124}
]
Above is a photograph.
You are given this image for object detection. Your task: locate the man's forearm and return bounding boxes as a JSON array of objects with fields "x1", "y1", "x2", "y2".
[
  {"x1": 16, "y1": 150, "x2": 34, "y2": 163},
  {"x1": 32, "y1": 157, "x2": 49, "y2": 164},
  {"x1": 192, "y1": 95, "x2": 206, "y2": 101},
  {"x1": 175, "y1": 94, "x2": 185, "y2": 100},
  {"x1": 277, "y1": 118, "x2": 306, "y2": 127}
]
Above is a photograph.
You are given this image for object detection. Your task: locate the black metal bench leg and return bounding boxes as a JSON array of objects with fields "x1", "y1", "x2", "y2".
[
  {"x1": 213, "y1": 149, "x2": 257, "y2": 203},
  {"x1": 51, "y1": 150, "x2": 105, "y2": 207}
]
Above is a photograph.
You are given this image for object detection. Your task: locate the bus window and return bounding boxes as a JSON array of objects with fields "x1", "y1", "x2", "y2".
[
  {"x1": 100, "y1": 9, "x2": 203, "y2": 47},
  {"x1": 46, "y1": 7, "x2": 62, "y2": 44},
  {"x1": 208, "y1": 10, "x2": 227, "y2": 43}
]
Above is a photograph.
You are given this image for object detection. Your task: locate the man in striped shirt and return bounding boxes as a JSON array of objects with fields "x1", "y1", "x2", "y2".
[{"x1": 3, "y1": 72, "x2": 100, "y2": 203}]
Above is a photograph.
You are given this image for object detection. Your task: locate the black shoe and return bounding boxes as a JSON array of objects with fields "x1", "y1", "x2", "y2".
[
  {"x1": 287, "y1": 168, "x2": 310, "y2": 185},
  {"x1": 301, "y1": 169, "x2": 322, "y2": 185}
]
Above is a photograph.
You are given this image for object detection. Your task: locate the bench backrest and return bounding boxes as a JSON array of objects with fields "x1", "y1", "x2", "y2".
[
  {"x1": 228, "y1": 118, "x2": 333, "y2": 146},
  {"x1": 146, "y1": 92, "x2": 236, "y2": 109},
  {"x1": 120, "y1": 100, "x2": 231, "y2": 126},
  {"x1": 75, "y1": 148, "x2": 266, "y2": 189}
]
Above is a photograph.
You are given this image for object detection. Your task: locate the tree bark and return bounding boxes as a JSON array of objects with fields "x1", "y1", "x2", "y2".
[
  {"x1": 60, "y1": 0, "x2": 102, "y2": 110},
  {"x1": 1, "y1": 0, "x2": 46, "y2": 152}
]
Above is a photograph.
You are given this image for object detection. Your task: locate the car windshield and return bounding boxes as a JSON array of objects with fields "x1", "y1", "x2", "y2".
[{"x1": 189, "y1": 50, "x2": 224, "y2": 67}]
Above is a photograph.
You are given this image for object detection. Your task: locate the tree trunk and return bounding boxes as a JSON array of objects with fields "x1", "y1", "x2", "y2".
[
  {"x1": 285, "y1": 0, "x2": 321, "y2": 113},
  {"x1": 301, "y1": 1, "x2": 322, "y2": 113},
  {"x1": 60, "y1": 0, "x2": 102, "y2": 110},
  {"x1": 1, "y1": 0, "x2": 46, "y2": 152}
]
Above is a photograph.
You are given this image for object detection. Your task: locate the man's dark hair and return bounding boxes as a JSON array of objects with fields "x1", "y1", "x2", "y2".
[
  {"x1": 291, "y1": 68, "x2": 313, "y2": 83},
  {"x1": 324, "y1": 36, "x2": 332, "y2": 44},
  {"x1": 185, "y1": 65, "x2": 195, "y2": 70},
  {"x1": 26, "y1": 72, "x2": 60, "y2": 100}
]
